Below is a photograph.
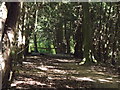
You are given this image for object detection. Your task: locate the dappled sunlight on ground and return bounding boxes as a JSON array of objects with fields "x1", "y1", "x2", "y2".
[
  {"x1": 70, "y1": 76, "x2": 95, "y2": 82},
  {"x1": 55, "y1": 59, "x2": 77, "y2": 63},
  {"x1": 97, "y1": 79, "x2": 112, "y2": 83},
  {"x1": 11, "y1": 56, "x2": 119, "y2": 89}
]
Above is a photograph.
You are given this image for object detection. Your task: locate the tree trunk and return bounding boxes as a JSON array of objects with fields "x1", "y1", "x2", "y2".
[
  {"x1": 64, "y1": 21, "x2": 71, "y2": 54},
  {"x1": 82, "y1": 2, "x2": 93, "y2": 64},
  {"x1": 0, "y1": 2, "x2": 8, "y2": 90},
  {"x1": 24, "y1": 36, "x2": 29, "y2": 56},
  {"x1": 1, "y1": 2, "x2": 20, "y2": 89},
  {"x1": 55, "y1": 22, "x2": 65, "y2": 54},
  {"x1": 74, "y1": 24, "x2": 83, "y2": 59},
  {"x1": 33, "y1": 3, "x2": 38, "y2": 53},
  {"x1": 34, "y1": 33, "x2": 38, "y2": 52}
]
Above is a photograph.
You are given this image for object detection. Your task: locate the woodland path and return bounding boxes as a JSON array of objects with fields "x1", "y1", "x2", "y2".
[{"x1": 11, "y1": 55, "x2": 119, "y2": 89}]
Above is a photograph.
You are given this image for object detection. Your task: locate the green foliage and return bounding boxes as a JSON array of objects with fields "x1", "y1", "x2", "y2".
[{"x1": 21, "y1": 2, "x2": 119, "y2": 66}]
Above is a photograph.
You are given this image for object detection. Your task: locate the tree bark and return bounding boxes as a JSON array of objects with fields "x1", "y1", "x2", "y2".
[
  {"x1": 55, "y1": 22, "x2": 65, "y2": 54},
  {"x1": 82, "y1": 2, "x2": 93, "y2": 64},
  {"x1": 33, "y1": 3, "x2": 38, "y2": 53},
  {"x1": 34, "y1": 33, "x2": 38, "y2": 52},
  {"x1": 0, "y1": 2, "x2": 8, "y2": 90},
  {"x1": 64, "y1": 21, "x2": 71, "y2": 54},
  {"x1": 1, "y1": 2, "x2": 20, "y2": 89},
  {"x1": 74, "y1": 24, "x2": 83, "y2": 59}
]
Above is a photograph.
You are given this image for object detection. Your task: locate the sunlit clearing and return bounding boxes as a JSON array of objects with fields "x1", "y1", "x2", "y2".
[
  {"x1": 71, "y1": 76, "x2": 95, "y2": 82},
  {"x1": 98, "y1": 79, "x2": 112, "y2": 83}
]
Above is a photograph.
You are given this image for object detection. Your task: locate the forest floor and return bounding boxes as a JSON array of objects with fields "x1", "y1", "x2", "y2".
[{"x1": 10, "y1": 55, "x2": 120, "y2": 89}]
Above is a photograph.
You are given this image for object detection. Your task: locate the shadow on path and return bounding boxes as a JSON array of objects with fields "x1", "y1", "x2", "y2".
[{"x1": 11, "y1": 56, "x2": 119, "y2": 89}]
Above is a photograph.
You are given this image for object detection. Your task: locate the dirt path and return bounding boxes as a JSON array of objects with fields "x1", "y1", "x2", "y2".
[{"x1": 11, "y1": 56, "x2": 119, "y2": 89}]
